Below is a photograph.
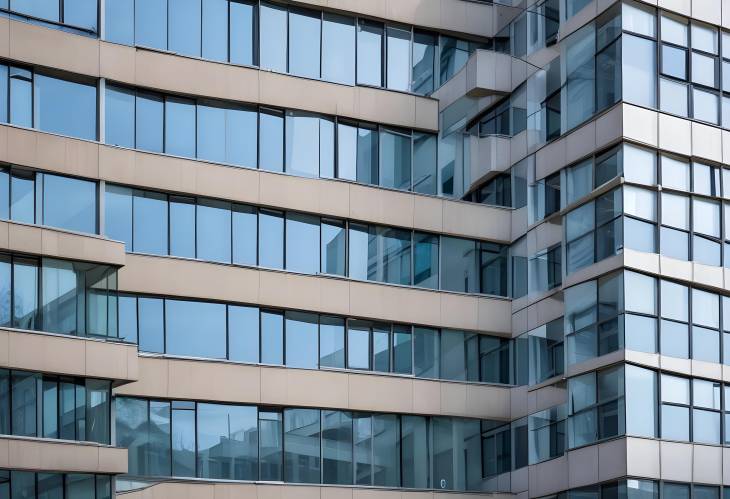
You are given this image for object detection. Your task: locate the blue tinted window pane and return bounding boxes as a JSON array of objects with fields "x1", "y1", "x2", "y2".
[
  {"x1": 37, "y1": 473, "x2": 62, "y2": 499},
  {"x1": 413, "y1": 132, "x2": 437, "y2": 195},
  {"x1": 172, "y1": 408, "x2": 195, "y2": 477},
  {"x1": 374, "y1": 227, "x2": 411, "y2": 285},
  {"x1": 284, "y1": 408, "x2": 321, "y2": 483},
  {"x1": 693, "y1": 409, "x2": 721, "y2": 444},
  {"x1": 260, "y1": 3, "x2": 287, "y2": 72},
  {"x1": 43, "y1": 174, "x2": 97, "y2": 234},
  {"x1": 336, "y1": 123, "x2": 357, "y2": 181},
  {"x1": 694, "y1": 236, "x2": 721, "y2": 266},
  {"x1": 135, "y1": 92, "x2": 164, "y2": 152},
  {"x1": 229, "y1": 305, "x2": 259, "y2": 363},
  {"x1": 380, "y1": 129, "x2": 411, "y2": 190},
  {"x1": 259, "y1": 210, "x2": 284, "y2": 269},
  {"x1": 202, "y1": 0, "x2": 227, "y2": 61},
  {"x1": 393, "y1": 326, "x2": 412, "y2": 374},
  {"x1": 0, "y1": 255, "x2": 9, "y2": 328},
  {"x1": 357, "y1": 20, "x2": 383, "y2": 86},
  {"x1": 135, "y1": 0, "x2": 167, "y2": 49},
  {"x1": 285, "y1": 311, "x2": 319, "y2": 368},
  {"x1": 372, "y1": 326, "x2": 390, "y2": 372},
  {"x1": 354, "y1": 414, "x2": 372, "y2": 484},
  {"x1": 197, "y1": 403, "x2": 258, "y2": 479},
  {"x1": 148, "y1": 401, "x2": 172, "y2": 475},
  {"x1": 372, "y1": 414, "x2": 399, "y2": 486},
  {"x1": 233, "y1": 204, "x2": 257, "y2": 265},
  {"x1": 322, "y1": 410, "x2": 353, "y2": 485},
  {"x1": 347, "y1": 322, "x2": 370, "y2": 370},
  {"x1": 169, "y1": 0, "x2": 202, "y2": 57},
  {"x1": 414, "y1": 327, "x2": 439, "y2": 378},
  {"x1": 10, "y1": 471, "x2": 35, "y2": 499},
  {"x1": 0, "y1": 65, "x2": 7, "y2": 123},
  {"x1": 165, "y1": 97, "x2": 196, "y2": 157},
  {"x1": 64, "y1": 0, "x2": 98, "y2": 31},
  {"x1": 441, "y1": 236, "x2": 478, "y2": 293},
  {"x1": 387, "y1": 26, "x2": 411, "y2": 91},
  {"x1": 133, "y1": 190, "x2": 168, "y2": 255},
  {"x1": 260, "y1": 110, "x2": 284, "y2": 172},
  {"x1": 322, "y1": 14, "x2": 355, "y2": 85},
  {"x1": 259, "y1": 411, "x2": 283, "y2": 481},
  {"x1": 10, "y1": 171, "x2": 35, "y2": 224},
  {"x1": 227, "y1": 106, "x2": 257, "y2": 167},
  {"x1": 660, "y1": 227, "x2": 689, "y2": 261},
  {"x1": 285, "y1": 112, "x2": 320, "y2": 177},
  {"x1": 10, "y1": 0, "x2": 59, "y2": 21},
  {"x1": 118, "y1": 295, "x2": 138, "y2": 344},
  {"x1": 440, "y1": 37, "x2": 469, "y2": 85},
  {"x1": 9, "y1": 67, "x2": 32, "y2": 128},
  {"x1": 106, "y1": 85, "x2": 135, "y2": 148},
  {"x1": 138, "y1": 297, "x2": 164, "y2": 353},
  {"x1": 105, "y1": 0, "x2": 134, "y2": 44},
  {"x1": 412, "y1": 32, "x2": 437, "y2": 95},
  {"x1": 289, "y1": 8, "x2": 321, "y2": 79},
  {"x1": 661, "y1": 404, "x2": 689, "y2": 440},
  {"x1": 65, "y1": 474, "x2": 95, "y2": 499},
  {"x1": 660, "y1": 320, "x2": 688, "y2": 358},
  {"x1": 197, "y1": 199, "x2": 232, "y2": 263},
  {"x1": 136, "y1": 92, "x2": 164, "y2": 153},
  {"x1": 321, "y1": 220, "x2": 346, "y2": 276},
  {"x1": 166, "y1": 299, "x2": 226, "y2": 359},
  {"x1": 169, "y1": 197, "x2": 195, "y2": 258},
  {"x1": 357, "y1": 126, "x2": 378, "y2": 185},
  {"x1": 319, "y1": 316, "x2": 345, "y2": 368},
  {"x1": 320, "y1": 118, "x2": 335, "y2": 178},
  {"x1": 693, "y1": 325, "x2": 720, "y2": 362},
  {"x1": 197, "y1": 102, "x2": 226, "y2": 163},
  {"x1": 348, "y1": 224, "x2": 369, "y2": 280},
  {"x1": 0, "y1": 169, "x2": 6, "y2": 221},
  {"x1": 11, "y1": 371, "x2": 38, "y2": 436},
  {"x1": 115, "y1": 397, "x2": 148, "y2": 475},
  {"x1": 414, "y1": 232, "x2": 438, "y2": 289},
  {"x1": 261, "y1": 310, "x2": 284, "y2": 365},
  {"x1": 104, "y1": 185, "x2": 133, "y2": 250},
  {"x1": 285, "y1": 212, "x2": 320, "y2": 274},
  {"x1": 230, "y1": 1, "x2": 255, "y2": 65},
  {"x1": 34, "y1": 74, "x2": 97, "y2": 140}
]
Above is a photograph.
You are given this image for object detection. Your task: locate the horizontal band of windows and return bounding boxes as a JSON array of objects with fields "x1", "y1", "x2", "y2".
[
  {"x1": 535, "y1": 477, "x2": 725, "y2": 499},
  {"x1": 105, "y1": 84, "x2": 442, "y2": 197},
  {"x1": 116, "y1": 292, "x2": 513, "y2": 385},
  {"x1": 105, "y1": 184, "x2": 510, "y2": 296},
  {"x1": 0, "y1": 469, "x2": 112, "y2": 499},
  {"x1": 114, "y1": 395, "x2": 516, "y2": 490},
  {"x1": 104, "y1": 0, "x2": 487, "y2": 97},
  {"x1": 0, "y1": 369, "x2": 111, "y2": 445}
]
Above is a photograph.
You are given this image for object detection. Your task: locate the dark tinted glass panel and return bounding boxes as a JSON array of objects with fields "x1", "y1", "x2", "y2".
[
  {"x1": 413, "y1": 132, "x2": 437, "y2": 195},
  {"x1": 402, "y1": 415, "x2": 429, "y2": 487},
  {"x1": 322, "y1": 410, "x2": 353, "y2": 484},
  {"x1": 372, "y1": 414, "x2": 399, "y2": 486},
  {"x1": 414, "y1": 232, "x2": 438, "y2": 289},
  {"x1": 86, "y1": 380, "x2": 111, "y2": 444},
  {"x1": 412, "y1": 32, "x2": 437, "y2": 95},
  {"x1": 380, "y1": 129, "x2": 411, "y2": 190},
  {"x1": 440, "y1": 330, "x2": 467, "y2": 381},
  {"x1": 0, "y1": 65, "x2": 6, "y2": 123},
  {"x1": 11, "y1": 371, "x2": 38, "y2": 436},
  {"x1": 169, "y1": 0, "x2": 202, "y2": 57},
  {"x1": 414, "y1": 327, "x2": 439, "y2": 378},
  {"x1": 37, "y1": 473, "x2": 62, "y2": 499},
  {"x1": 34, "y1": 74, "x2": 96, "y2": 140},
  {"x1": 166, "y1": 300, "x2": 226, "y2": 359},
  {"x1": 261, "y1": 310, "x2": 284, "y2": 365},
  {"x1": 357, "y1": 126, "x2": 379, "y2": 185},
  {"x1": 441, "y1": 237, "x2": 478, "y2": 293},
  {"x1": 0, "y1": 169, "x2": 7, "y2": 221},
  {"x1": 12, "y1": 259, "x2": 38, "y2": 330},
  {"x1": 319, "y1": 316, "x2": 345, "y2": 368},
  {"x1": 285, "y1": 311, "x2": 319, "y2": 369},
  {"x1": 165, "y1": 97, "x2": 196, "y2": 158},
  {"x1": 106, "y1": 85, "x2": 135, "y2": 148},
  {"x1": 43, "y1": 174, "x2": 96, "y2": 234},
  {"x1": 197, "y1": 199, "x2": 232, "y2": 263},
  {"x1": 228, "y1": 305, "x2": 259, "y2": 364},
  {"x1": 393, "y1": 326, "x2": 412, "y2": 374},
  {"x1": 115, "y1": 397, "x2": 148, "y2": 475},
  {"x1": 10, "y1": 471, "x2": 35, "y2": 499},
  {"x1": 284, "y1": 408, "x2": 321, "y2": 483},
  {"x1": 197, "y1": 403, "x2": 258, "y2": 480}
]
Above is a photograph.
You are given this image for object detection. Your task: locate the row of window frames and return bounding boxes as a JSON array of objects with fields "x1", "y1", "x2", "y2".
[
  {"x1": 0, "y1": 471, "x2": 112, "y2": 499},
  {"x1": 106, "y1": 86, "x2": 433, "y2": 190},
  {"x1": 540, "y1": 480, "x2": 726, "y2": 499},
  {"x1": 657, "y1": 375, "x2": 727, "y2": 444}
]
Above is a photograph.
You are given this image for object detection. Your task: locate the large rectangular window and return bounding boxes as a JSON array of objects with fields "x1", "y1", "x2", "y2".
[{"x1": 197, "y1": 403, "x2": 258, "y2": 480}]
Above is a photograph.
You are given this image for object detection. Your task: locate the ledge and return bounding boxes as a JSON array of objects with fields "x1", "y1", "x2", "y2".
[
  {"x1": 114, "y1": 356, "x2": 511, "y2": 420},
  {"x1": 0, "y1": 220, "x2": 126, "y2": 267},
  {"x1": 116, "y1": 478, "x2": 513, "y2": 499},
  {"x1": 0, "y1": 435, "x2": 127, "y2": 475},
  {"x1": 117, "y1": 254, "x2": 512, "y2": 335},
  {"x1": 0, "y1": 329, "x2": 138, "y2": 384},
  {"x1": 0, "y1": 18, "x2": 438, "y2": 132},
  {"x1": 0, "y1": 125, "x2": 513, "y2": 244}
]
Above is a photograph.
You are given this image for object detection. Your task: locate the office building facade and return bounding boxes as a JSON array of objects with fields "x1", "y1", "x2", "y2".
[{"x1": 0, "y1": 0, "x2": 726, "y2": 498}]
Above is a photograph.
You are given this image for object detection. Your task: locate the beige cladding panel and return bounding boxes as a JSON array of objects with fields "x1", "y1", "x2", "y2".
[
  {"x1": 0, "y1": 437, "x2": 127, "y2": 474},
  {"x1": 115, "y1": 357, "x2": 511, "y2": 420},
  {"x1": 1, "y1": 329, "x2": 138, "y2": 382},
  {"x1": 0, "y1": 220, "x2": 126, "y2": 266},
  {"x1": 118, "y1": 254, "x2": 512, "y2": 334}
]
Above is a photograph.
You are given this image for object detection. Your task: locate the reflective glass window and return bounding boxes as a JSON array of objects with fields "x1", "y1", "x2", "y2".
[
  {"x1": 357, "y1": 126, "x2": 379, "y2": 185},
  {"x1": 441, "y1": 236, "x2": 478, "y2": 293},
  {"x1": 259, "y1": 209, "x2": 284, "y2": 269},
  {"x1": 414, "y1": 327, "x2": 439, "y2": 378},
  {"x1": 138, "y1": 297, "x2": 164, "y2": 353},
  {"x1": 289, "y1": 8, "x2": 321, "y2": 79},
  {"x1": 135, "y1": 0, "x2": 167, "y2": 49},
  {"x1": 197, "y1": 199, "x2": 232, "y2": 263},
  {"x1": 201, "y1": 0, "x2": 227, "y2": 62},
  {"x1": 165, "y1": 97, "x2": 196, "y2": 158},
  {"x1": 337, "y1": 122, "x2": 357, "y2": 181},
  {"x1": 166, "y1": 300, "x2": 226, "y2": 359},
  {"x1": 412, "y1": 31, "x2": 437, "y2": 95},
  {"x1": 413, "y1": 132, "x2": 437, "y2": 195},
  {"x1": 106, "y1": 85, "x2": 135, "y2": 148},
  {"x1": 285, "y1": 311, "x2": 319, "y2": 369},
  {"x1": 322, "y1": 410, "x2": 353, "y2": 485},
  {"x1": 42, "y1": 174, "x2": 96, "y2": 234},
  {"x1": 230, "y1": 1, "x2": 256, "y2": 65},
  {"x1": 347, "y1": 321, "x2": 370, "y2": 370},
  {"x1": 321, "y1": 219, "x2": 346, "y2": 276},
  {"x1": 260, "y1": 3, "x2": 287, "y2": 72},
  {"x1": 413, "y1": 232, "x2": 438, "y2": 289},
  {"x1": 133, "y1": 190, "x2": 168, "y2": 255},
  {"x1": 106, "y1": 0, "x2": 134, "y2": 44},
  {"x1": 357, "y1": 20, "x2": 383, "y2": 86},
  {"x1": 12, "y1": 258, "x2": 37, "y2": 330},
  {"x1": 322, "y1": 14, "x2": 355, "y2": 85},
  {"x1": 259, "y1": 411, "x2": 283, "y2": 481},
  {"x1": 380, "y1": 128, "x2": 411, "y2": 190},
  {"x1": 228, "y1": 305, "x2": 259, "y2": 364},
  {"x1": 386, "y1": 26, "x2": 411, "y2": 91},
  {"x1": 261, "y1": 310, "x2": 284, "y2": 365},
  {"x1": 233, "y1": 204, "x2": 257, "y2": 266},
  {"x1": 34, "y1": 74, "x2": 97, "y2": 140},
  {"x1": 260, "y1": 109, "x2": 284, "y2": 172},
  {"x1": 285, "y1": 112, "x2": 320, "y2": 177},
  {"x1": 169, "y1": 0, "x2": 202, "y2": 57},
  {"x1": 284, "y1": 408, "x2": 321, "y2": 483},
  {"x1": 9, "y1": 67, "x2": 32, "y2": 128},
  {"x1": 319, "y1": 316, "x2": 345, "y2": 368},
  {"x1": 197, "y1": 403, "x2": 258, "y2": 479},
  {"x1": 169, "y1": 197, "x2": 195, "y2": 258},
  {"x1": 135, "y1": 91, "x2": 164, "y2": 153}
]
